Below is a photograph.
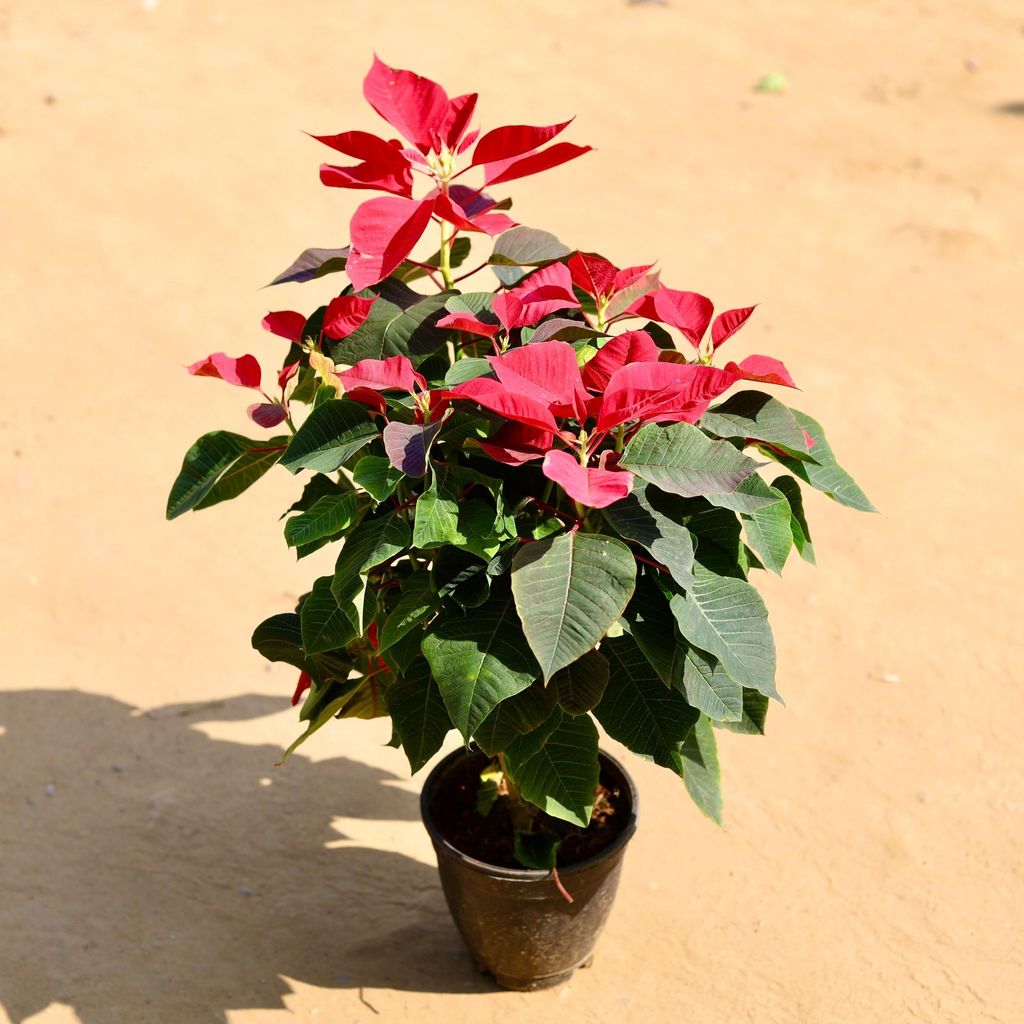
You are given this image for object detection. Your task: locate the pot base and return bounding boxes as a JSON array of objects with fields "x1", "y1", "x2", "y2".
[{"x1": 485, "y1": 955, "x2": 593, "y2": 992}]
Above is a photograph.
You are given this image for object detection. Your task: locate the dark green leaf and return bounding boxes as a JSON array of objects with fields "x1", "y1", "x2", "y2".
[
  {"x1": 511, "y1": 532, "x2": 637, "y2": 682},
  {"x1": 301, "y1": 576, "x2": 359, "y2": 655},
  {"x1": 251, "y1": 612, "x2": 310, "y2": 672},
  {"x1": 489, "y1": 226, "x2": 571, "y2": 287},
  {"x1": 283, "y1": 493, "x2": 360, "y2": 548},
  {"x1": 378, "y1": 574, "x2": 438, "y2": 652},
  {"x1": 552, "y1": 648, "x2": 610, "y2": 715},
  {"x1": 620, "y1": 422, "x2": 762, "y2": 499},
  {"x1": 279, "y1": 400, "x2": 378, "y2": 475},
  {"x1": 769, "y1": 409, "x2": 876, "y2": 512},
  {"x1": 667, "y1": 566, "x2": 779, "y2": 701},
  {"x1": 603, "y1": 481, "x2": 695, "y2": 587},
  {"x1": 595, "y1": 634, "x2": 699, "y2": 768},
  {"x1": 503, "y1": 709, "x2": 600, "y2": 827},
  {"x1": 330, "y1": 512, "x2": 410, "y2": 602},
  {"x1": 473, "y1": 680, "x2": 558, "y2": 756},
  {"x1": 352, "y1": 455, "x2": 403, "y2": 503},
  {"x1": 167, "y1": 432, "x2": 285, "y2": 519},
  {"x1": 385, "y1": 658, "x2": 452, "y2": 773},
  {"x1": 688, "y1": 504, "x2": 747, "y2": 578},
  {"x1": 673, "y1": 716, "x2": 723, "y2": 824},
  {"x1": 514, "y1": 828, "x2": 562, "y2": 870},
  {"x1": 716, "y1": 688, "x2": 770, "y2": 735},
  {"x1": 421, "y1": 590, "x2": 539, "y2": 740},
  {"x1": 774, "y1": 476, "x2": 815, "y2": 564},
  {"x1": 332, "y1": 287, "x2": 452, "y2": 367},
  {"x1": 266, "y1": 246, "x2": 349, "y2": 287},
  {"x1": 701, "y1": 391, "x2": 811, "y2": 458}
]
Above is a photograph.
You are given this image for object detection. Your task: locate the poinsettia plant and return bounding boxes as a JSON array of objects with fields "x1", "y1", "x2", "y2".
[{"x1": 168, "y1": 57, "x2": 873, "y2": 866}]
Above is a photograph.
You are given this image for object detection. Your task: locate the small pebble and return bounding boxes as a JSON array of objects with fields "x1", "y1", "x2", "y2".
[
  {"x1": 43, "y1": 94, "x2": 56, "y2": 106},
  {"x1": 239, "y1": 886, "x2": 254, "y2": 896},
  {"x1": 44, "y1": 783, "x2": 56, "y2": 797}
]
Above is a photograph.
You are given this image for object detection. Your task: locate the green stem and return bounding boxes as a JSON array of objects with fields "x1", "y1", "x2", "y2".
[
  {"x1": 498, "y1": 753, "x2": 539, "y2": 832},
  {"x1": 439, "y1": 220, "x2": 455, "y2": 291}
]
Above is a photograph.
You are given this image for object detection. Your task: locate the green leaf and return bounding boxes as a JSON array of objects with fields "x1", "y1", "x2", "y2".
[
  {"x1": 728, "y1": 484, "x2": 793, "y2": 575},
  {"x1": 603, "y1": 481, "x2": 695, "y2": 587},
  {"x1": 266, "y1": 246, "x2": 349, "y2": 287},
  {"x1": 385, "y1": 658, "x2": 452, "y2": 773},
  {"x1": 595, "y1": 634, "x2": 699, "y2": 768},
  {"x1": 332, "y1": 285, "x2": 452, "y2": 367},
  {"x1": 625, "y1": 578, "x2": 742, "y2": 722},
  {"x1": 552, "y1": 649, "x2": 610, "y2": 715},
  {"x1": 473, "y1": 680, "x2": 557, "y2": 756},
  {"x1": 279, "y1": 400, "x2": 378, "y2": 475},
  {"x1": 680, "y1": 645, "x2": 744, "y2": 722},
  {"x1": 514, "y1": 828, "x2": 562, "y2": 870},
  {"x1": 167, "y1": 432, "x2": 285, "y2": 519},
  {"x1": 770, "y1": 409, "x2": 876, "y2": 513},
  {"x1": 400, "y1": 236, "x2": 471, "y2": 283},
  {"x1": 475, "y1": 763, "x2": 503, "y2": 816},
  {"x1": 489, "y1": 226, "x2": 571, "y2": 287},
  {"x1": 716, "y1": 688, "x2": 770, "y2": 735},
  {"x1": 301, "y1": 576, "x2": 359, "y2": 655},
  {"x1": 431, "y1": 547, "x2": 492, "y2": 608},
  {"x1": 330, "y1": 512, "x2": 410, "y2": 609},
  {"x1": 620, "y1": 422, "x2": 762, "y2": 499},
  {"x1": 511, "y1": 532, "x2": 637, "y2": 682},
  {"x1": 378, "y1": 574, "x2": 438, "y2": 652},
  {"x1": 353, "y1": 456, "x2": 403, "y2": 503},
  {"x1": 503, "y1": 709, "x2": 600, "y2": 827},
  {"x1": 413, "y1": 467, "x2": 510, "y2": 559},
  {"x1": 283, "y1": 473, "x2": 350, "y2": 517},
  {"x1": 283, "y1": 493, "x2": 360, "y2": 549},
  {"x1": 673, "y1": 716, "x2": 723, "y2": 824},
  {"x1": 278, "y1": 691, "x2": 351, "y2": 764},
  {"x1": 421, "y1": 590, "x2": 539, "y2": 740},
  {"x1": 251, "y1": 612, "x2": 310, "y2": 672},
  {"x1": 701, "y1": 391, "x2": 811, "y2": 458},
  {"x1": 444, "y1": 358, "x2": 492, "y2": 386},
  {"x1": 667, "y1": 566, "x2": 779, "y2": 701},
  {"x1": 688, "y1": 505, "x2": 746, "y2": 578},
  {"x1": 774, "y1": 476, "x2": 815, "y2": 564}
]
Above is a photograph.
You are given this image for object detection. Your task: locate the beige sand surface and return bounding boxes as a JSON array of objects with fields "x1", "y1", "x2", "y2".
[{"x1": 2, "y1": 1, "x2": 1022, "y2": 1021}]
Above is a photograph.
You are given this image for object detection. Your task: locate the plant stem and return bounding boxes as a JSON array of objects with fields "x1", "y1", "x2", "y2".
[
  {"x1": 498, "y1": 753, "x2": 539, "y2": 833},
  {"x1": 439, "y1": 220, "x2": 455, "y2": 291}
]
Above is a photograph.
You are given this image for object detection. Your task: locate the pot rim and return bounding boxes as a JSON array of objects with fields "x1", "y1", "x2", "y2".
[{"x1": 419, "y1": 746, "x2": 639, "y2": 881}]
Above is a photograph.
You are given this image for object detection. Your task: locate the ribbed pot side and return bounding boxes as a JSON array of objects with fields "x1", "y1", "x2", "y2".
[{"x1": 420, "y1": 747, "x2": 639, "y2": 991}]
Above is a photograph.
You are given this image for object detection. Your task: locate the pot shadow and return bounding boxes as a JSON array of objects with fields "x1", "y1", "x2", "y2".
[
  {"x1": 994, "y1": 100, "x2": 1024, "y2": 117},
  {"x1": 0, "y1": 689, "x2": 492, "y2": 1024}
]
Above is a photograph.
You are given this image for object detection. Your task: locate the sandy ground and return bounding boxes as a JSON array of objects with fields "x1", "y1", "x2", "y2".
[{"x1": 2, "y1": 1, "x2": 1022, "y2": 1021}]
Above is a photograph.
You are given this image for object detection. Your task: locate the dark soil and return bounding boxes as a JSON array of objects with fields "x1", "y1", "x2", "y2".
[{"x1": 428, "y1": 751, "x2": 632, "y2": 869}]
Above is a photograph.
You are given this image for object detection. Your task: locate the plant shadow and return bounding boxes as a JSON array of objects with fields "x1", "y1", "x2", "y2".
[{"x1": 0, "y1": 689, "x2": 492, "y2": 1024}]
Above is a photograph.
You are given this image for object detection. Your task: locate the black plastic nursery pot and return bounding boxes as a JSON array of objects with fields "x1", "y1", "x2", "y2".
[{"x1": 420, "y1": 747, "x2": 639, "y2": 991}]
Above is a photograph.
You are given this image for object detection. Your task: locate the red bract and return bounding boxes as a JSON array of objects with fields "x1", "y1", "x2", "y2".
[
  {"x1": 568, "y1": 252, "x2": 659, "y2": 323},
  {"x1": 323, "y1": 295, "x2": 376, "y2": 340},
  {"x1": 347, "y1": 197, "x2": 437, "y2": 291},
  {"x1": 315, "y1": 131, "x2": 414, "y2": 197},
  {"x1": 581, "y1": 330, "x2": 662, "y2": 392},
  {"x1": 493, "y1": 263, "x2": 581, "y2": 329},
  {"x1": 291, "y1": 672, "x2": 312, "y2": 707},
  {"x1": 262, "y1": 311, "x2": 307, "y2": 343},
  {"x1": 339, "y1": 356, "x2": 425, "y2": 394},
  {"x1": 488, "y1": 341, "x2": 589, "y2": 419},
  {"x1": 434, "y1": 186, "x2": 516, "y2": 236},
  {"x1": 443, "y1": 377, "x2": 559, "y2": 433},
  {"x1": 630, "y1": 286, "x2": 715, "y2": 348},
  {"x1": 596, "y1": 362, "x2": 735, "y2": 431},
  {"x1": 363, "y1": 56, "x2": 455, "y2": 154},
  {"x1": 724, "y1": 354, "x2": 797, "y2": 389},
  {"x1": 187, "y1": 352, "x2": 262, "y2": 390},
  {"x1": 479, "y1": 422, "x2": 553, "y2": 465},
  {"x1": 541, "y1": 450, "x2": 633, "y2": 509},
  {"x1": 711, "y1": 305, "x2": 757, "y2": 349}
]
